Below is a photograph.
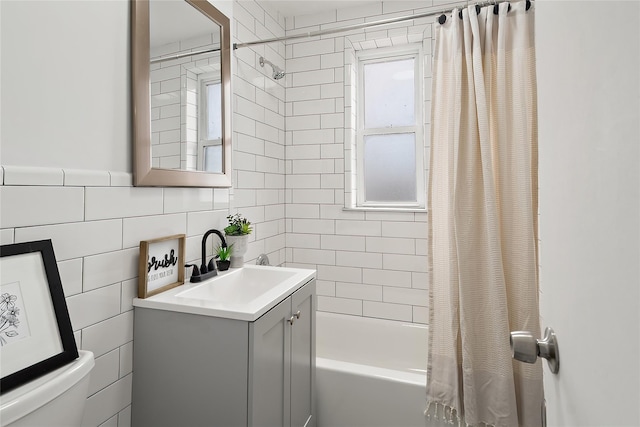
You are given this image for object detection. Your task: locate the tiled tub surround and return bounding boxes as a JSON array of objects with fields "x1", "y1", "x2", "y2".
[
  {"x1": 231, "y1": 0, "x2": 288, "y2": 274},
  {"x1": 283, "y1": 1, "x2": 438, "y2": 324}
]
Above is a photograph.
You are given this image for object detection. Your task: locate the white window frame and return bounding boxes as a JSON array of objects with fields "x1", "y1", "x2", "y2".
[
  {"x1": 197, "y1": 74, "x2": 223, "y2": 172},
  {"x1": 355, "y1": 45, "x2": 425, "y2": 209}
]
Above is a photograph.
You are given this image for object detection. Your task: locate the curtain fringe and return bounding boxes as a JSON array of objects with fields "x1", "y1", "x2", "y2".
[
  {"x1": 424, "y1": 401, "x2": 462, "y2": 426},
  {"x1": 424, "y1": 401, "x2": 497, "y2": 427}
]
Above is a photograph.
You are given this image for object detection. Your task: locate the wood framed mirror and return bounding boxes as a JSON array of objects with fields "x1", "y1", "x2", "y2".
[{"x1": 131, "y1": 0, "x2": 231, "y2": 187}]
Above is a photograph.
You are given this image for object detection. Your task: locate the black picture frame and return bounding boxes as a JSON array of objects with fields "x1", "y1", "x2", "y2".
[{"x1": 0, "y1": 239, "x2": 78, "y2": 394}]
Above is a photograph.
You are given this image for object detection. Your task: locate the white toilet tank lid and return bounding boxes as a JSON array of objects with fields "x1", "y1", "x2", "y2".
[{"x1": 0, "y1": 350, "x2": 95, "y2": 423}]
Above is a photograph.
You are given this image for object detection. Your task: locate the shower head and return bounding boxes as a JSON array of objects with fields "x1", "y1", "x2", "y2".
[{"x1": 259, "y1": 56, "x2": 286, "y2": 80}]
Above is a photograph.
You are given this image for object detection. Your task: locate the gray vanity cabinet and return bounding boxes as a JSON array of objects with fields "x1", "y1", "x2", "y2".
[
  {"x1": 249, "y1": 279, "x2": 316, "y2": 427},
  {"x1": 132, "y1": 278, "x2": 316, "y2": 427}
]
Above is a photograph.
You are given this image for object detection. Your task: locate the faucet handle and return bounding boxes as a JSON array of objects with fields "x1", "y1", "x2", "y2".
[
  {"x1": 207, "y1": 258, "x2": 216, "y2": 272},
  {"x1": 185, "y1": 264, "x2": 200, "y2": 277}
]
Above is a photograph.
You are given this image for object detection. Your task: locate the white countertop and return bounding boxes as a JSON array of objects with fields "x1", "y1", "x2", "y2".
[{"x1": 133, "y1": 264, "x2": 316, "y2": 321}]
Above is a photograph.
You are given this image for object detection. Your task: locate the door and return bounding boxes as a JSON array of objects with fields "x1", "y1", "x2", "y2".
[
  {"x1": 290, "y1": 280, "x2": 316, "y2": 427},
  {"x1": 537, "y1": 1, "x2": 639, "y2": 426},
  {"x1": 249, "y1": 297, "x2": 292, "y2": 427}
]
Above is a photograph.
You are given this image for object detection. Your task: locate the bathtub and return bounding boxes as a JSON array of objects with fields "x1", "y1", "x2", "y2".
[{"x1": 316, "y1": 312, "x2": 429, "y2": 427}]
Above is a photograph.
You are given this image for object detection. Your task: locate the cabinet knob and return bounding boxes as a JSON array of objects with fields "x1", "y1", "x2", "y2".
[{"x1": 288, "y1": 311, "x2": 301, "y2": 325}]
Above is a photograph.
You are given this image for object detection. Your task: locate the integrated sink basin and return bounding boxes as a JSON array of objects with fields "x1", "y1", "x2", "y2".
[
  {"x1": 177, "y1": 267, "x2": 298, "y2": 304},
  {"x1": 133, "y1": 265, "x2": 315, "y2": 321}
]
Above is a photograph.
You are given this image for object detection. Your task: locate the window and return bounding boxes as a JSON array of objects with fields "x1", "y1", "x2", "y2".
[
  {"x1": 355, "y1": 46, "x2": 424, "y2": 209},
  {"x1": 198, "y1": 75, "x2": 223, "y2": 173}
]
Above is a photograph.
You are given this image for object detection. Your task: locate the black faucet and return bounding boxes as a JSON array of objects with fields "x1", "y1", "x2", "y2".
[{"x1": 187, "y1": 229, "x2": 227, "y2": 283}]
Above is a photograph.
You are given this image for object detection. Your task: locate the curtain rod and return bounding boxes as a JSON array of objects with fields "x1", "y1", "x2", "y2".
[{"x1": 233, "y1": 0, "x2": 522, "y2": 50}]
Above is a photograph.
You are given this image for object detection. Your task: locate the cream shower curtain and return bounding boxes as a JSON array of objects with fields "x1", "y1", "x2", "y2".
[{"x1": 426, "y1": 2, "x2": 542, "y2": 426}]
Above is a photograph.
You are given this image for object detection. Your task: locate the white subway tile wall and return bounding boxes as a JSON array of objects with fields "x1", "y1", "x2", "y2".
[
  {"x1": 233, "y1": 0, "x2": 287, "y2": 268},
  {"x1": 0, "y1": 167, "x2": 234, "y2": 427},
  {"x1": 284, "y1": 1, "x2": 437, "y2": 323}
]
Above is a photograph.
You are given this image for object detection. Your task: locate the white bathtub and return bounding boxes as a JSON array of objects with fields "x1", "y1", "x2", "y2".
[{"x1": 316, "y1": 312, "x2": 429, "y2": 427}]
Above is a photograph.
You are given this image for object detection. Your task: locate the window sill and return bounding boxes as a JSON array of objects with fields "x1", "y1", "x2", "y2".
[{"x1": 343, "y1": 206, "x2": 427, "y2": 213}]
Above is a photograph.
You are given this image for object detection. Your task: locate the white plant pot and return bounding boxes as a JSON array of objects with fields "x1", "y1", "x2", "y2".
[{"x1": 225, "y1": 234, "x2": 248, "y2": 268}]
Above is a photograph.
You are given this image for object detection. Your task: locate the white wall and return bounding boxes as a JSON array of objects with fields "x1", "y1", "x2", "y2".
[
  {"x1": 1, "y1": 0, "x2": 130, "y2": 171},
  {"x1": 537, "y1": 1, "x2": 640, "y2": 425}
]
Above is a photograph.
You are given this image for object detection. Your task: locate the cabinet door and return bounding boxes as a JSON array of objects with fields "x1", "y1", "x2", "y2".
[
  {"x1": 290, "y1": 280, "x2": 316, "y2": 427},
  {"x1": 249, "y1": 296, "x2": 291, "y2": 427}
]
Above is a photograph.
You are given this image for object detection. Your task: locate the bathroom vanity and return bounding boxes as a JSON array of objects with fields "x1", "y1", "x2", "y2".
[{"x1": 131, "y1": 265, "x2": 316, "y2": 427}]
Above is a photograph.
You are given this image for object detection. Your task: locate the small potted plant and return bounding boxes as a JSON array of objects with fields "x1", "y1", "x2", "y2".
[
  {"x1": 224, "y1": 213, "x2": 252, "y2": 268},
  {"x1": 215, "y1": 244, "x2": 233, "y2": 271}
]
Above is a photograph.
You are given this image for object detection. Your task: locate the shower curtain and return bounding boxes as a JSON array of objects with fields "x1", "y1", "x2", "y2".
[{"x1": 426, "y1": 2, "x2": 542, "y2": 426}]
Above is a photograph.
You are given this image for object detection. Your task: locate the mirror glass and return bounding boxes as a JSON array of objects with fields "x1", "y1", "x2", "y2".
[
  {"x1": 132, "y1": 0, "x2": 231, "y2": 187},
  {"x1": 149, "y1": 0, "x2": 221, "y2": 172}
]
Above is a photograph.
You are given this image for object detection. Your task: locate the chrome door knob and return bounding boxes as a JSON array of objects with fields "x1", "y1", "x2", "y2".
[{"x1": 510, "y1": 327, "x2": 560, "y2": 374}]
